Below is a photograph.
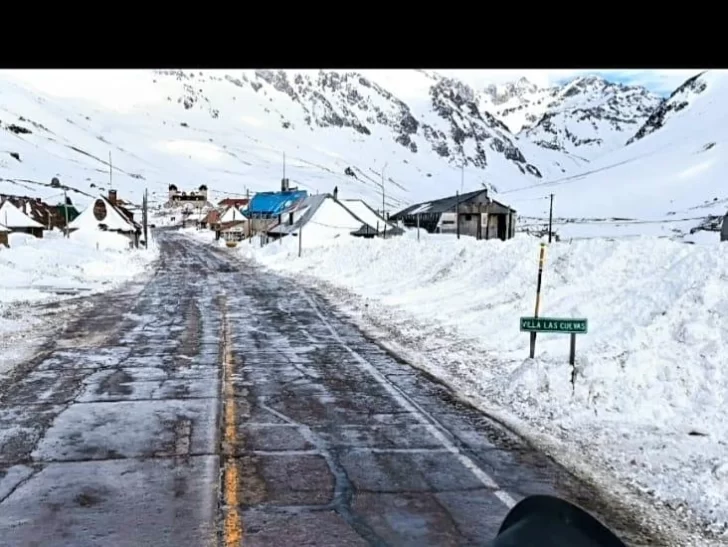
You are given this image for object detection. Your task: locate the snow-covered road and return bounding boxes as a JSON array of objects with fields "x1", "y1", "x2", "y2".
[
  {"x1": 0, "y1": 230, "x2": 681, "y2": 546},
  {"x1": 223, "y1": 227, "x2": 728, "y2": 545}
]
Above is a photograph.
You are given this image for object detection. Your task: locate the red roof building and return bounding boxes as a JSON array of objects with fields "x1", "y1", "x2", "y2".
[{"x1": 218, "y1": 197, "x2": 250, "y2": 208}]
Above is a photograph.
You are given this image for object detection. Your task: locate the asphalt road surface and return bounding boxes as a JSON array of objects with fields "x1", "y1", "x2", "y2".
[{"x1": 0, "y1": 230, "x2": 669, "y2": 546}]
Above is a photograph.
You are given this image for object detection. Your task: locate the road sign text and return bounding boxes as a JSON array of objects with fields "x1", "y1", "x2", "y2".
[{"x1": 520, "y1": 317, "x2": 588, "y2": 334}]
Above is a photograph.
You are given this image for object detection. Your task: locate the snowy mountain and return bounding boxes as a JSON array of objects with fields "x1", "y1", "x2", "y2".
[
  {"x1": 0, "y1": 69, "x2": 578, "y2": 213},
  {"x1": 159, "y1": 69, "x2": 562, "y2": 178},
  {"x1": 512, "y1": 70, "x2": 728, "y2": 241},
  {"x1": 626, "y1": 71, "x2": 708, "y2": 145},
  {"x1": 0, "y1": 68, "x2": 725, "y2": 240},
  {"x1": 485, "y1": 76, "x2": 663, "y2": 160}
]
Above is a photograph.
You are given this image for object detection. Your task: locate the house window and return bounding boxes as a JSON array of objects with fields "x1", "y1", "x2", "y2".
[
  {"x1": 464, "y1": 214, "x2": 472, "y2": 221},
  {"x1": 442, "y1": 220, "x2": 455, "y2": 225},
  {"x1": 289, "y1": 212, "x2": 294, "y2": 225}
]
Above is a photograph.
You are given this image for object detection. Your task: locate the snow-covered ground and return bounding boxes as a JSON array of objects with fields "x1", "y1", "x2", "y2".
[
  {"x1": 0, "y1": 230, "x2": 158, "y2": 373},
  {"x1": 188, "y1": 224, "x2": 728, "y2": 543}
]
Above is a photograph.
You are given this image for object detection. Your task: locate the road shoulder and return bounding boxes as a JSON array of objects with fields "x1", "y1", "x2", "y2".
[{"x1": 244, "y1": 260, "x2": 714, "y2": 547}]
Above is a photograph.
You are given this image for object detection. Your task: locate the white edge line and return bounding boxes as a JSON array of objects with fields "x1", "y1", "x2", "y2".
[{"x1": 299, "y1": 289, "x2": 518, "y2": 510}]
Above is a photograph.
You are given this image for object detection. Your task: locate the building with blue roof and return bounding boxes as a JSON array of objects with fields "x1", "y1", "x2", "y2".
[{"x1": 246, "y1": 190, "x2": 308, "y2": 219}]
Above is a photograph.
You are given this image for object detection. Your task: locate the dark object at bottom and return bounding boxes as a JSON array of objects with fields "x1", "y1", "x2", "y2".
[{"x1": 488, "y1": 495, "x2": 627, "y2": 547}]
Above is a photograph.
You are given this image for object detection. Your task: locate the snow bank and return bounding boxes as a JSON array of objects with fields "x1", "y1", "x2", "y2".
[
  {"x1": 238, "y1": 230, "x2": 728, "y2": 539},
  {"x1": 0, "y1": 230, "x2": 156, "y2": 303},
  {"x1": 0, "y1": 229, "x2": 158, "y2": 373}
]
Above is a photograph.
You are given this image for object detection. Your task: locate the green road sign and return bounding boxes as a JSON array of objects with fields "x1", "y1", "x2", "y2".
[{"x1": 520, "y1": 317, "x2": 588, "y2": 334}]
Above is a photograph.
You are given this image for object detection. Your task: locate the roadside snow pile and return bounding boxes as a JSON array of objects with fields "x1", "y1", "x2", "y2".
[
  {"x1": 1, "y1": 230, "x2": 157, "y2": 304},
  {"x1": 245, "y1": 230, "x2": 728, "y2": 538},
  {"x1": 0, "y1": 229, "x2": 158, "y2": 373}
]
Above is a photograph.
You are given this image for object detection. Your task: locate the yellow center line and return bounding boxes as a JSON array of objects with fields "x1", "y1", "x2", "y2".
[{"x1": 220, "y1": 301, "x2": 243, "y2": 546}]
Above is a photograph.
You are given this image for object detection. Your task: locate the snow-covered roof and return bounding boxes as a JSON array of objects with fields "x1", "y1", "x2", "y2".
[
  {"x1": 220, "y1": 205, "x2": 246, "y2": 223},
  {"x1": 268, "y1": 194, "x2": 373, "y2": 236},
  {"x1": 69, "y1": 195, "x2": 137, "y2": 232},
  {"x1": 0, "y1": 199, "x2": 44, "y2": 228},
  {"x1": 342, "y1": 199, "x2": 397, "y2": 230}
]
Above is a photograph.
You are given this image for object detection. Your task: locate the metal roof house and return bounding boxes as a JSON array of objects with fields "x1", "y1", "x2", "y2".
[
  {"x1": 0, "y1": 198, "x2": 45, "y2": 238},
  {"x1": 246, "y1": 189, "x2": 308, "y2": 236},
  {"x1": 266, "y1": 194, "x2": 404, "y2": 240},
  {"x1": 341, "y1": 199, "x2": 404, "y2": 238},
  {"x1": 246, "y1": 190, "x2": 308, "y2": 218},
  {"x1": 267, "y1": 194, "x2": 363, "y2": 236},
  {"x1": 389, "y1": 188, "x2": 516, "y2": 241}
]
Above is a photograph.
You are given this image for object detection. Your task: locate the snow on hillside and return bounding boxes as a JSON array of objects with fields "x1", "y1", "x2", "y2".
[
  {"x1": 498, "y1": 71, "x2": 728, "y2": 241},
  {"x1": 0, "y1": 230, "x2": 158, "y2": 373},
  {"x1": 484, "y1": 76, "x2": 663, "y2": 160},
  {"x1": 0, "y1": 69, "x2": 587, "y2": 214},
  {"x1": 212, "y1": 230, "x2": 728, "y2": 543},
  {"x1": 522, "y1": 76, "x2": 662, "y2": 160},
  {"x1": 0, "y1": 69, "x2": 725, "y2": 240},
  {"x1": 482, "y1": 77, "x2": 553, "y2": 132}
]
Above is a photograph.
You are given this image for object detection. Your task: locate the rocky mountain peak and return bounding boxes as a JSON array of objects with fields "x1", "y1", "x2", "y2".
[
  {"x1": 626, "y1": 71, "x2": 708, "y2": 145},
  {"x1": 484, "y1": 77, "x2": 541, "y2": 106}
]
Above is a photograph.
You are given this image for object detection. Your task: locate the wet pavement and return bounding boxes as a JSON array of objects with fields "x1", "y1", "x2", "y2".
[{"x1": 0, "y1": 230, "x2": 666, "y2": 546}]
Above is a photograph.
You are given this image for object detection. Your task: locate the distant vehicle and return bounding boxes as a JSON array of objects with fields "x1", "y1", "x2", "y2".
[{"x1": 150, "y1": 224, "x2": 156, "y2": 228}]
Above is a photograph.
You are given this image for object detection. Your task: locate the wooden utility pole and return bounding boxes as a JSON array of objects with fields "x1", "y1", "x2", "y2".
[
  {"x1": 298, "y1": 225, "x2": 302, "y2": 257},
  {"x1": 416, "y1": 213, "x2": 420, "y2": 242},
  {"x1": 381, "y1": 162, "x2": 387, "y2": 239},
  {"x1": 548, "y1": 193, "x2": 554, "y2": 243},
  {"x1": 456, "y1": 191, "x2": 460, "y2": 240},
  {"x1": 142, "y1": 188, "x2": 149, "y2": 249},
  {"x1": 63, "y1": 188, "x2": 69, "y2": 238},
  {"x1": 529, "y1": 243, "x2": 547, "y2": 358},
  {"x1": 461, "y1": 163, "x2": 464, "y2": 193}
]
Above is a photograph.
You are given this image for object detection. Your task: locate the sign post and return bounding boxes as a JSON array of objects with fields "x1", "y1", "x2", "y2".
[
  {"x1": 530, "y1": 243, "x2": 547, "y2": 358},
  {"x1": 520, "y1": 317, "x2": 588, "y2": 388}
]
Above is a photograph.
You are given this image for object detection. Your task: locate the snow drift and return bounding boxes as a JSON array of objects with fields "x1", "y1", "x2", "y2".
[
  {"x1": 0, "y1": 229, "x2": 158, "y2": 373},
  {"x1": 1, "y1": 230, "x2": 156, "y2": 303}
]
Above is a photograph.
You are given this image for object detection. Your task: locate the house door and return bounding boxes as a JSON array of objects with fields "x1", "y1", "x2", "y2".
[{"x1": 497, "y1": 215, "x2": 507, "y2": 240}]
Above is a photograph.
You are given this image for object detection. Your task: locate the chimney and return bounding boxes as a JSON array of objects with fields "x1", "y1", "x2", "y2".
[{"x1": 108, "y1": 189, "x2": 117, "y2": 205}]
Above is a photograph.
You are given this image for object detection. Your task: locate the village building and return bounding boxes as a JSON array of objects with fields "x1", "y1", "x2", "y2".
[
  {"x1": 389, "y1": 188, "x2": 517, "y2": 241},
  {"x1": 247, "y1": 188, "x2": 308, "y2": 235},
  {"x1": 106, "y1": 190, "x2": 139, "y2": 223},
  {"x1": 69, "y1": 190, "x2": 142, "y2": 248},
  {"x1": 0, "y1": 199, "x2": 45, "y2": 238},
  {"x1": 165, "y1": 184, "x2": 214, "y2": 209},
  {"x1": 200, "y1": 209, "x2": 221, "y2": 230},
  {"x1": 219, "y1": 220, "x2": 249, "y2": 244},
  {"x1": 218, "y1": 197, "x2": 250, "y2": 209},
  {"x1": 722, "y1": 211, "x2": 728, "y2": 242},
  {"x1": 0, "y1": 193, "x2": 79, "y2": 231},
  {"x1": 0, "y1": 223, "x2": 9, "y2": 247},
  {"x1": 219, "y1": 204, "x2": 248, "y2": 224},
  {"x1": 266, "y1": 193, "x2": 398, "y2": 240},
  {"x1": 341, "y1": 198, "x2": 404, "y2": 238}
]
